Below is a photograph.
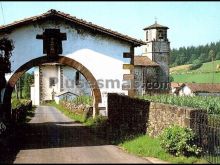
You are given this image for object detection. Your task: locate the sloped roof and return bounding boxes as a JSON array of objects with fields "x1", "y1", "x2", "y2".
[
  {"x1": 184, "y1": 83, "x2": 220, "y2": 93},
  {"x1": 56, "y1": 91, "x2": 79, "y2": 97},
  {"x1": 171, "y1": 82, "x2": 184, "y2": 88},
  {"x1": 134, "y1": 56, "x2": 159, "y2": 67},
  {"x1": 0, "y1": 9, "x2": 145, "y2": 47},
  {"x1": 143, "y1": 21, "x2": 169, "y2": 30}
]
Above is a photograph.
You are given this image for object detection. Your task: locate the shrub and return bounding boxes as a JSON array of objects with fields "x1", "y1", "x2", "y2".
[
  {"x1": 189, "y1": 60, "x2": 203, "y2": 70},
  {"x1": 11, "y1": 99, "x2": 23, "y2": 109},
  {"x1": 159, "y1": 125, "x2": 202, "y2": 157},
  {"x1": 71, "y1": 95, "x2": 92, "y2": 106},
  {"x1": 89, "y1": 115, "x2": 108, "y2": 128}
]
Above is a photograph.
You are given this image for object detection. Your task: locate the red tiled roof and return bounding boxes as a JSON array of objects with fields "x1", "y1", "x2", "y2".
[
  {"x1": 134, "y1": 56, "x2": 159, "y2": 67},
  {"x1": 0, "y1": 9, "x2": 145, "y2": 46},
  {"x1": 171, "y1": 82, "x2": 184, "y2": 88},
  {"x1": 184, "y1": 83, "x2": 220, "y2": 93}
]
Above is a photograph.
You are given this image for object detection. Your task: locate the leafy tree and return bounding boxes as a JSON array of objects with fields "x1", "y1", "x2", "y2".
[
  {"x1": 170, "y1": 40, "x2": 220, "y2": 67},
  {"x1": 198, "y1": 53, "x2": 207, "y2": 63},
  {"x1": 169, "y1": 75, "x2": 174, "y2": 82},
  {"x1": 22, "y1": 73, "x2": 34, "y2": 99},
  {"x1": 0, "y1": 38, "x2": 14, "y2": 103},
  {"x1": 189, "y1": 59, "x2": 203, "y2": 70},
  {"x1": 16, "y1": 72, "x2": 34, "y2": 99},
  {"x1": 216, "y1": 52, "x2": 220, "y2": 60}
]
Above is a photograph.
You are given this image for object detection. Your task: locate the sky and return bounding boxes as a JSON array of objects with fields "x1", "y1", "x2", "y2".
[{"x1": 0, "y1": 1, "x2": 220, "y2": 51}]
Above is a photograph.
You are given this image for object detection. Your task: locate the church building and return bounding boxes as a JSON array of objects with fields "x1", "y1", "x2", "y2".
[
  {"x1": 0, "y1": 9, "x2": 170, "y2": 116},
  {"x1": 134, "y1": 21, "x2": 170, "y2": 95}
]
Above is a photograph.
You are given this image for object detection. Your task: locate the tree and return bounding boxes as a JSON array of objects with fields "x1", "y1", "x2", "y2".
[
  {"x1": 209, "y1": 50, "x2": 215, "y2": 84},
  {"x1": 175, "y1": 53, "x2": 187, "y2": 65},
  {"x1": 0, "y1": 38, "x2": 14, "y2": 103},
  {"x1": 23, "y1": 73, "x2": 34, "y2": 99},
  {"x1": 216, "y1": 52, "x2": 220, "y2": 60},
  {"x1": 170, "y1": 40, "x2": 220, "y2": 67},
  {"x1": 198, "y1": 53, "x2": 207, "y2": 63},
  {"x1": 169, "y1": 75, "x2": 174, "y2": 82}
]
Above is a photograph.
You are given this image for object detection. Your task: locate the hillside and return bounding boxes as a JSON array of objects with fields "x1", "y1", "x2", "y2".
[
  {"x1": 170, "y1": 41, "x2": 220, "y2": 67},
  {"x1": 170, "y1": 60, "x2": 220, "y2": 83}
]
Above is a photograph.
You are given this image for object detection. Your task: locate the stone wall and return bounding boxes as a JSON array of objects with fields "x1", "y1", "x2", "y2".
[
  {"x1": 59, "y1": 100, "x2": 93, "y2": 119},
  {"x1": 107, "y1": 93, "x2": 150, "y2": 136},
  {"x1": 147, "y1": 102, "x2": 208, "y2": 138},
  {"x1": 107, "y1": 93, "x2": 208, "y2": 143}
]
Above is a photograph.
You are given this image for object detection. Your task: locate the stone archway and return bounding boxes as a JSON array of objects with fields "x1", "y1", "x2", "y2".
[{"x1": 3, "y1": 56, "x2": 102, "y2": 120}]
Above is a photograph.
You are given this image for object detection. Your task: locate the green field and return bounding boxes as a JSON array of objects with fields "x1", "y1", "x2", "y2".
[
  {"x1": 172, "y1": 72, "x2": 220, "y2": 83},
  {"x1": 119, "y1": 135, "x2": 208, "y2": 164},
  {"x1": 170, "y1": 60, "x2": 220, "y2": 83},
  {"x1": 170, "y1": 60, "x2": 220, "y2": 73}
]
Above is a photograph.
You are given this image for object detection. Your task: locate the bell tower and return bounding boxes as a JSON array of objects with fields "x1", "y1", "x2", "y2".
[{"x1": 142, "y1": 21, "x2": 170, "y2": 83}]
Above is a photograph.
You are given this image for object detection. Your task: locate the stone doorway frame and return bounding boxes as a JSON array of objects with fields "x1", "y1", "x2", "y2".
[{"x1": 3, "y1": 56, "x2": 102, "y2": 120}]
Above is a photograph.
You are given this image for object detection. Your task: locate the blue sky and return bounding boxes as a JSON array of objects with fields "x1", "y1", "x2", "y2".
[{"x1": 1, "y1": 1, "x2": 220, "y2": 50}]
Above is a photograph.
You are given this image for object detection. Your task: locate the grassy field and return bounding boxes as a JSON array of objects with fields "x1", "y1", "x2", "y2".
[
  {"x1": 170, "y1": 60, "x2": 220, "y2": 83},
  {"x1": 170, "y1": 64, "x2": 191, "y2": 74},
  {"x1": 119, "y1": 135, "x2": 208, "y2": 164},
  {"x1": 170, "y1": 60, "x2": 220, "y2": 74},
  {"x1": 172, "y1": 72, "x2": 220, "y2": 83}
]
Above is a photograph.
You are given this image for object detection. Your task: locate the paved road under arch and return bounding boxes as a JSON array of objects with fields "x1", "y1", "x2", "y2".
[{"x1": 6, "y1": 106, "x2": 151, "y2": 163}]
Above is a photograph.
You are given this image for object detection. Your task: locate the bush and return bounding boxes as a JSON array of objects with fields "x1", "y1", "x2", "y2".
[
  {"x1": 71, "y1": 95, "x2": 92, "y2": 106},
  {"x1": 159, "y1": 125, "x2": 202, "y2": 157},
  {"x1": 11, "y1": 99, "x2": 32, "y2": 122},
  {"x1": 189, "y1": 60, "x2": 203, "y2": 70}
]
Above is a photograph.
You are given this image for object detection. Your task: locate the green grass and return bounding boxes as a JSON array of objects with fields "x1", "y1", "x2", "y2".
[
  {"x1": 170, "y1": 60, "x2": 220, "y2": 83},
  {"x1": 170, "y1": 60, "x2": 220, "y2": 73},
  {"x1": 119, "y1": 135, "x2": 208, "y2": 164},
  {"x1": 172, "y1": 72, "x2": 220, "y2": 83},
  {"x1": 196, "y1": 60, "x2": 220, "y2": 73}
]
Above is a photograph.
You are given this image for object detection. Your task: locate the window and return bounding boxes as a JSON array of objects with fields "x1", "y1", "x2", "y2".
[
  {"x1": 158, "y1": 30, "x2": 164, "y2": 40},
  {"x1": 146, "y1": 31, "x2": 148, "y2": 41},
  {"x1": 49, "y1": 77, "x2": 56, "y2": 88},
  {"x1": 75, "y1": 71, "x2": 80, "y2": 85}
]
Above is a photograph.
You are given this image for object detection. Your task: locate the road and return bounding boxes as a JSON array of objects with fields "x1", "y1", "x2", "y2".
[{"x1": 10, "y1": 106, "x2": 151, "y2": 163}]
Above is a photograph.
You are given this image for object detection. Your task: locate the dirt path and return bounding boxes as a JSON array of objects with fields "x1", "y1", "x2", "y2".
[{"x1": 9, "y1": 106, "x2": 151, "y2": 163}]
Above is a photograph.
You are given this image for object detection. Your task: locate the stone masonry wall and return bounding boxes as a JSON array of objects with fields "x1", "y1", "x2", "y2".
[
  {"x1": 107, "y1": 93, "x2": 208, "y2": 144},
  {"x1": 107, "y1": 93, "x2": 150, "y2": 136},
  {"x1": 147, "y1": 102, "x2": 208, "y2": 138}
]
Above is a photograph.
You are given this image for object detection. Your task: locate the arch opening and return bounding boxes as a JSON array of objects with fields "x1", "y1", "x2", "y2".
[{"x1": 3, "y1": 56, "x2": 102, "y2": 120}]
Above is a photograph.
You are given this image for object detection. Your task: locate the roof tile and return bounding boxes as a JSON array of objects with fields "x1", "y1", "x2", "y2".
[{"x1": 134, "y1": 56, "x2": 159, "y2": 67}]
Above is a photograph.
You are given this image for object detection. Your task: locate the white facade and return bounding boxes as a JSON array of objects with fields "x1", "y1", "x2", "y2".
[
  {"x1": 31, "y1": 64, "x2": 91, "y2": 105},
  {"x1": 178, "y1": 85, "x2": 220, "y2": 97},
  {"x1": 5, "y1": 20, "x2": 130, "y2": 73},
  {"x1": 179, "y1": 86, "x2": 194, "y2": 96},
  {"x1": 1, "y1": 17, "x2": 133, "y2": 110},
  {"x1": 54, "y1": 92, "x2": 78, "y2": 104}
]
